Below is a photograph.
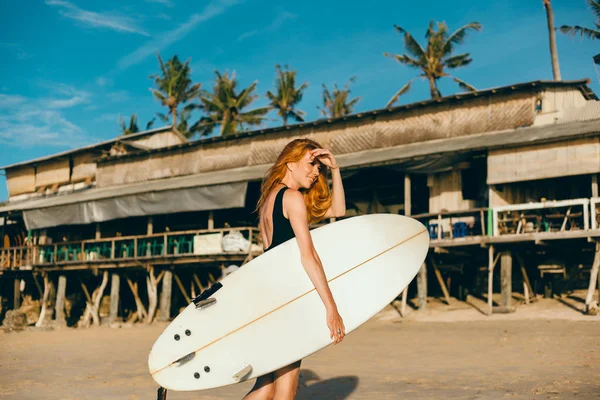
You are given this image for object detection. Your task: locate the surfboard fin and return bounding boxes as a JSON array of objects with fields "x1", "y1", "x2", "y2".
[
  {"x1": 232, "y1": 364, "x2": 252, "y2": 382},
  {"x1": 195, "y1": 297, "x2": 216, "y2": 310},
  {"x1": 174, "y1": 351, "x2": 195, "y2": 366},
  {"x1": 192, "y1": 282, "x2": 223, "y2": 308}
]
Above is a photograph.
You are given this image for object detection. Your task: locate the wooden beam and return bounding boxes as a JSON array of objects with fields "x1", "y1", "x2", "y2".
[
  {"x1": 109, "y1": 272, "x2": 120, "y2": 323},
  {"x1": 592, "y1": 174, "x2": 598, "y2": 198},
  {"x1": 158, "y1": 270, "x2": 173, "y2": 322},
  {"x1": 125, "y1": 274, "x2": 148, "y2": 322},
  {"x1": 147, "y1": 217, "x2": 153, "y2": 235},
  {"x1": 404, "y1": 174, "x2": 411, "y2": 216},
  {"x1": 487, "y1": 245, "x2": 494, "y2": 315},
  {"x1": 208, "y1": 211, "x2": 214, "y2": 230},
  {"x1": 431, "y1": 258, "x2": 452, "y2": 305},
  {"x1": 172, "y1": 272, "x2": 191, "y2": 304},
  {"x1": 400, "y1": 287, "x2": 408, "y2": 316},
  {"x1": 417, "y1": 262, "x2": 427, "y2": 310},
  {"x1": 585, "y1": 242, "x2": 600, "y2": 315},
  {"x1": 13, "y1": 278, "x2": 20, "y2": 309},
  {"x1": 95, "y1": 223, "x2": 101, "y2": 240},
  {"x1": 500, "y1": 251, "x2": 513, "y2": 310},
  {"x1": 35, "y1": 273, "x2": 51, "y2": 328},
  {"x1": 192, "y1": 273, "x2": 204, "y2": 292},
  {"x1": 515, "y1": 254, "x2": 535, "y2": 303},
  {"x1": 55, "y1": 275, "x2": 67, "y2": 325}
]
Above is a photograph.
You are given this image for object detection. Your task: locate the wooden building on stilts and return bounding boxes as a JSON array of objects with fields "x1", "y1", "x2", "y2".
[{"x1": 1, "y1": 79, "x2": 599, "y2": 329}]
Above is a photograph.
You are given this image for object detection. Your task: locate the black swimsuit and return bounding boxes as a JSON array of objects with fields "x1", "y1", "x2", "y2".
[{"x1": 264, "y1": 187, "x2": 295, "y2": 252}]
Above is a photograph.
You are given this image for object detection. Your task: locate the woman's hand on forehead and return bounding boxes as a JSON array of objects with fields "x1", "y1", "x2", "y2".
[{"x1": 310, "y1": 148, "x2": 338, "y2": 169}]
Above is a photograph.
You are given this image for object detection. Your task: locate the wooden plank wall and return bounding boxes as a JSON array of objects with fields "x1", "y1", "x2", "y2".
[
  {"x1": 6, "y1": 166, "x2": 35, "y2": 196},
  {"x1": 488, "y1": 137, "x2": 600, "y2": 185}
]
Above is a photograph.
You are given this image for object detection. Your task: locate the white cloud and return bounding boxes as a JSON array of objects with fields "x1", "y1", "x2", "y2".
[
  {"x1": 37, "y1": 81, "x2": 92, "y2": 109},
  {"x1": 95, "y1": 76, "x2": 113, "y2": 87},
  {"x1": 45, "y1": 0, "x2": 150, "y2": 36},
  {"x1": 237, "y1": 29, "x2": 258, "y2": 41},
  {"x1": 0, "y1": 94, "x2": 27, "y2": 108},
  {"x1": 237, "y1": 10, "x2": 296, "y2": 41},
  {"x1": 0, "y1": 84, "x2": 96, "y2": 148},
  {"x1": 116, "y1": 0, "x2": 242, "y2": 70},
  {"x1": 146, "y1": 0, "x2": 174, "y2": 7},
  {"x1": 106, "y1": 90, "x2": 130, "y2": 102}
]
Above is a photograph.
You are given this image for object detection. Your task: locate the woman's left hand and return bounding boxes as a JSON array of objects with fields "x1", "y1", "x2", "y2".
[{"x1": 310, "y1": 149, "x2": 338, "y2": 170}]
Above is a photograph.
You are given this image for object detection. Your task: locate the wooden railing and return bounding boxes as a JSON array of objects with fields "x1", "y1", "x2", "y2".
[
  {"x1": 413, "y1": 208, "x2": 489, "y2": 241},
  {"x1": 0, "y1": 226, "x2": 259, "y2": 271},
  {"x1": 591, "y1": 197, "x2": 600, "y2": 230},
  {"x1": 492, "y1": 198, "x2": 590, "y2": 236}
]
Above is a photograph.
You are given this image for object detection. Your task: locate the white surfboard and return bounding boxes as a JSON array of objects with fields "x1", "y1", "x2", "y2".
[{"x1": 148, "y1": 214, "x2": 429, "y2": 391}]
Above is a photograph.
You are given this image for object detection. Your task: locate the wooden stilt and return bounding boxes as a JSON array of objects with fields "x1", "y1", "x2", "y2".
[
  {"x1": 55, "y1": 275, "x2": 67, "y2": 325},
  {"x1": 400, "y1": 287, "x2": 408, "y2": 316},
  {"x1": 158, "y1": 270, "x2": 172, "y2": 322},
  {"x1": 417, "y1": 262, "x2": 427, "y2": 310},
  {"x1": 192, "y1": 273, "x2": 204, "y2": 292},
  {"x1": 13, "y1": 277, "x2": 21, "y2": 309},
  {"x1": 584, "y1": 242, "x2": 600, "y2": 315},
  {"x1": 515, "y1": 254, "x2": 535, "y2": 304},
  {"x1": 35, "y1": 273, "x2": 51, "y2": 327},
  {"x1": 125, "y1": 274, "x2": 148, "y2": 322},
  {"x1": 82, "y1": 271, "x2": 109, "y2": 327},
  {"x1": 431, "y1": 258, "x2": 451, "y2": 305},
  {"x1": 146, "y1": 267, "x2": 165, "y2": 324},
  {"x1": 172, "y1": 272, "x2": 191, "y2": 303},
  {"x1": 500, "y1": 251, "x2": 513, "y2": 310},
  {"x1": 109, "y1": 272, "x2": 120, "y2": 323},
  {"x1": 487, "y1": 246, "x2": 501, "y2": 315}
]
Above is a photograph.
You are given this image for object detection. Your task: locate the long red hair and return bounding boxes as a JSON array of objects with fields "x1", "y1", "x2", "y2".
[{"x1": 257, "y1": 138, "x2": 332, "y2": 224}]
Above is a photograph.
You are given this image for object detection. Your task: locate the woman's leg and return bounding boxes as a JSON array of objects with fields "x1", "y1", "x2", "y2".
[
  {"x1": 272, "y1": 360, "x2": 302, "y2": 400},
  {"x1": 242, "y1": 373, "x2": 275, "y2": 400}
]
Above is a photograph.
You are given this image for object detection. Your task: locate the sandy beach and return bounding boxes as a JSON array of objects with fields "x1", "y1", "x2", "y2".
[{"x1": 1, "y1": 296, "x2": 599, "y2": 400}]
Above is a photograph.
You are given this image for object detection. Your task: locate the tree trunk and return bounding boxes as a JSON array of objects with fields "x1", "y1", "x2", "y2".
[
  {"x1": 282, "y1": 113, "x2": 288, "y2": 127},
  {"x1": 428, "y1": 76, "x2": 439, "y2": 99},
  {"x1": 543, "y1": 0, "x2": 562, "y2": 81},
  {"x1": 171, "y1": 106, "x2": 178, "y2": 130}
]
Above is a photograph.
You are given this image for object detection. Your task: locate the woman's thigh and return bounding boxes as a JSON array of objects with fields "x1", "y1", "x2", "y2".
[
  {"x1": 273, "y1": 360, "x2": 302, "y2": 399},
  {"x1": 243, "y1": 373, "x2": 275, "y2": 400}
]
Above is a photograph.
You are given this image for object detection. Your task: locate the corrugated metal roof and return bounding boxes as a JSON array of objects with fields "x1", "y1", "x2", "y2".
[
  {"x1": 0, "y1": 125, "x2": 174, "y2": 170},
  {"x1": 560, "y1": 102, "x2": 600, "y2": 123},
  {"x1": 1, "y1": 117, "x2": 598, "y2": 214}
]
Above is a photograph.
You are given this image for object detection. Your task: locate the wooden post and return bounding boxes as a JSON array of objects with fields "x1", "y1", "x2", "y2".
[
  {"x1": 158, "y1": 270, "x2": 173, "y2": 322},
  {"x1": 35, "y1": 273, "x2": 51, "y2": 327},
  {"x1": 13, "y1": 278, "x2": 21, "y2": 309},
  {"x1": 500, "y1": 251, "x2": 513, "y2": 309},
  {"x1": 584, "y1": 242, "x2": 600, "y2": 315},
  {"x1": 148, "y1": 217, "x2": 153, "y2": 235},
  {"x1": 95, "y1": 223, "x2": 101, "y2": 240},
  {"x1": 173, "y1": 272, "x2": 191, "y2": 303},
  {"x1": 487, "y1": 245, "x2": 495, "y2": 315},
  {"x1": 516, "y1": 254, "x2": 535, "y2": 303},
  {"x1": 55, "y1": 275, "x2": 67, "y2": 325},
  {"x1": 592, "y1": 174, "x2": 598, "y2": 198},
  {"x1": 417, "y1": 262, "x2": 427, "y2": 310},
  {"x1": 146, "y1": 267, "x2": 165, "y2": 324},
  {"x1": 208, "y1": 211, "x2": 214, "y2": 230},
  {"x1": 400, "y1": 287, "x2": 408, "y2": 316},
  {"x1": 431, "y1": 258, "x2": 452, "y2": 305},
  {"x1": 109, "y1": 272, "x2": 120, "y2": 323},
  {"x1": 404, "y1": 174, "x2": 411, "y2": 216},
  {"x1": 125, "y1": 274, "x2": 148, "y2": 323}
]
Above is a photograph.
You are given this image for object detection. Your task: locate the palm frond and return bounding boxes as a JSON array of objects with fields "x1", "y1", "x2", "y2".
[
  {"x1": 451, "y1": 76, "x2": 477, "y2": 92},
  {"x1": 559, "y1": 25, "x2": 600, "y2": 39},
  {"x1": 444, "y1": 53, "x2": 473, "y2": 69},
  {"x1": 443, "y1": 22, "x2": 482, "y2": 55},
  {"x1": 384, "y1": 53, "x2": 423, "y2": 69},
  {"x1": 394, "y1": 24, "x2": 426, "y2": 59},
  {"x1": 589, "y1": 0, "x2": 600, "y2": 20},
  {"x1": 386, "y1": 80, "x2": 413, "y2": 107}
]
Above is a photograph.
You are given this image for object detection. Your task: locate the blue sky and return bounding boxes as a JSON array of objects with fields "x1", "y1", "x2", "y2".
[{"x1": 1, "y1": 0, "x2": 598, "y2": 201}]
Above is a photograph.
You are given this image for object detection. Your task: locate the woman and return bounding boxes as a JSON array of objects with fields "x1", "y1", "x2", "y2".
[{"x1": 244, "y1": 138, "x2": 346, "y2": 400}]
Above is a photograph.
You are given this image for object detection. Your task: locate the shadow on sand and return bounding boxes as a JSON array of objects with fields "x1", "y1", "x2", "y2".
[{"x1": 295, "y1": 369, "x2": 359, "y2": 400}]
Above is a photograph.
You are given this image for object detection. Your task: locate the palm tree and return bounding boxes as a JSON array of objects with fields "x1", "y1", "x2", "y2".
[
  {"x1": 150, "y1": 52, "x2": 201, "y2": 129},
  {"x1": 317, "y1": 78, "x2": 361, "y2": 118},
  {"x1": 266, "y1": 65, "x2": 308, "y2": 126},
  {"x1": 559, "y1": 0, "x2": 600, "y2": 40},
  {"x1": 119, "y1": 114, "x2": 139, "y2": 135},
  {"x1": 384, "y1": 21, "x2": 482, "y2": 106},
  {"x1": 192, "y1": 71, "x2": 270, "y2": 137},
  {"x1": 543, "y1": 0, "x2": 562, "y2": 80}
]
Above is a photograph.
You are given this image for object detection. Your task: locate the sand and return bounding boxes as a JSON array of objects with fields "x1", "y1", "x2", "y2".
[{"x1": 0, "y1": 297, "x2": 599, "y2": 400}]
